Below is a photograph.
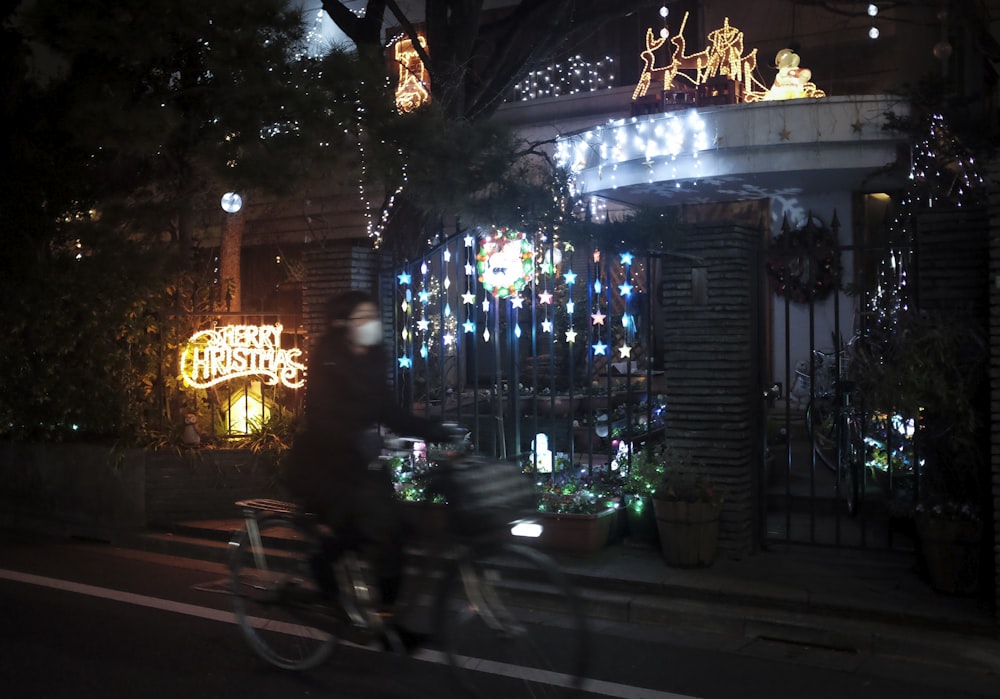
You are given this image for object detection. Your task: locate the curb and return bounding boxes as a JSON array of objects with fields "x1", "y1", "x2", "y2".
[{"x1": 114, "y1": 522, "x2": 1000, "y2": 678}]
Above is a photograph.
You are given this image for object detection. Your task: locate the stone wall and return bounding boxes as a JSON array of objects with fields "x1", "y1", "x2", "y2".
[
  {"x1": 660, "y1": 223, "x2": 762, "y2": 559},
  {"x1": 0, "y1": 444, "x2": 285, "y2": 539}
]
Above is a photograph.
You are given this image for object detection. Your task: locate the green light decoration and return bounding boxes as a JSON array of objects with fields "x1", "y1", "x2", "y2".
[{"x1": 476, "y1": 227, "x2": 534, "y2": 298}]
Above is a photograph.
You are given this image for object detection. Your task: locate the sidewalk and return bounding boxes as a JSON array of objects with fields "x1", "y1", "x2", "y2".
[{"x1": 120, "y1": 518, "x2": 1000, "y2": 677}]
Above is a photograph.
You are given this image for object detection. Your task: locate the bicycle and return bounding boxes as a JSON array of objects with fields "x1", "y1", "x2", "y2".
[
  {"x1": 229, "y1": 432, "x2": 590, "y2": 698},
  {"x1": 802, "y1": 344, "x2": 865, "y2": 515}
]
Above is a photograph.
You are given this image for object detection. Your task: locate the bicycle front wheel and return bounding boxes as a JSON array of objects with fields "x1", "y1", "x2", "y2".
[
  {"x1": 230, "y1": 515, "x2": 337, "y2": 671},
  {"x1": 435, "y1": 542, "x2": 589, "y2": 699}
]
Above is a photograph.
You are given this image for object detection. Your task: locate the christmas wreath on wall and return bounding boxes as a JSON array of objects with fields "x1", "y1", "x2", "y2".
[{"x1": 765, "y1": 218, "x2": 841, "y2": 304}]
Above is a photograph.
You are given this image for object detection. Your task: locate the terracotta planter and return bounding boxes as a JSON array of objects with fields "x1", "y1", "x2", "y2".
[
  {"x1": 916, "y1": 515, "x2": 983, "y2": 595},
  {"x1": 652, "y1": 498, "x2": 720, "y2": 568},
  {"x1": 529, "y1": 507, "x2": 618, "y2": 554}
]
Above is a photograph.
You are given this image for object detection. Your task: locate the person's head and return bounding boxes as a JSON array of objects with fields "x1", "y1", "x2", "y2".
[{"x1": 325, "y1": 290, "x2": 382, "y2": 350}]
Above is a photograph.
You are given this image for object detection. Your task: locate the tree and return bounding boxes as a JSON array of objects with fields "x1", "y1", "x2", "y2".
[
  {"x1": 320, "y1": 0, "x2": 665, "y2": 259},
  {"x1": 0, "y1": 0, "x2": 366, "y2": 440}
]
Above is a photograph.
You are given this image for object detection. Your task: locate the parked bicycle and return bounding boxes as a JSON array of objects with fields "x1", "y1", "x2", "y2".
[
  {"x1": 228, "y1": 429, "x2": 590, "y2": 698},
  {"x1": 801, "y1": 342, "x2": 865, "y2": 515}
]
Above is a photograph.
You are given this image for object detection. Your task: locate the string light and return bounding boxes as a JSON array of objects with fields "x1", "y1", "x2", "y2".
[{"x1": 509, "y1": 55, "x2": 616, "y2": 101}]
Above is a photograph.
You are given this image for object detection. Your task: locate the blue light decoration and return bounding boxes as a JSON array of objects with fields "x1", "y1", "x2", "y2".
[
  {"x1": 564, "y1": 270, "x2": 577, "y2": 285},
  {"x1": 397, "y1": 268, "x2": 412, "y2": 371},
  {"x1": 592, "y1": 340, "x2": 608, "y2": 355}
]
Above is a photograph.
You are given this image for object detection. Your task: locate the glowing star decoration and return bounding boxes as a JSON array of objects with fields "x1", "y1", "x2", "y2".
[
  {"x1": 592, "y1": 341, "x2": 608, "y2": 355},
  {"x1": 416, "y1": 319, "x2": 430, "y2": 331},
  {"x1": 757, "y1": 48, "x2": 825, "y2": 101},
  {"x1": 463, "y1": 234, "x2": 474, "y2": 247},
  {"x1": 619, "y1": 344, "x2": 632, "y2": 358},
  {"x1": 563, "y1": 270, "x2": 577, "y2": 285},
  {"x1": 463, "y1": 320, "x2": 475, "y2": 333},
  {"x1": 462, "y1": 291, "x2": 476, "y2": 305},
  {"x1": 591, "y1": 311, "x2": 606, "y2": 326},
  {"x1": 510, "y1": 295, "x2": 525, "y2": 309},
  {"x1": 619, "y1": 282, "x2": 634, "y2": 297},
  {"x1": 443, "y1": 333, "x2": 455, "y2": 346},
  {"x1": 464, "y1": 263, "x2": 474, "y2": 276},
  {"x1": 398, "y1": 355, "x2": 412, "y2": 368},
  {"x1": 481, "y1": 298, "x2": 490, "y2": 313},
  {"x1": 418, "y1": 290, "x2": 430, "y2": 303},
  {"x1": 476, "y1": 228, "x2": 535, "y2": 298},
  {"x1": 565, "y1": 328, "x2": 578, "y2": 343},
  {"x1": 394, "y1": 34, "x2": 430, "y2": 113},
  {"x1": 620, "y1": 252, "x2": 634, "y2": 266},
  {"x1": 566, "y1": 301, "x2": 575, "y2": 314},
  {"x1": 541, "y1": 319, "x2": 553, "y2": 333},
  {"x1": 397, "y1": 273, "x2": 411, "y2": 285},
  {"x1": 180, "y1": 324, "x2": 305, "y2": 389},
  {"x1": 538, "y1": 290, "x2": 553, "y2": 304}
]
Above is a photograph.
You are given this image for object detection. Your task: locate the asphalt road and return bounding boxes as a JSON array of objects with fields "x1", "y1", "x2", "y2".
[{"x1": 0, "y1": 532, "x2": 997, "y2": 698}]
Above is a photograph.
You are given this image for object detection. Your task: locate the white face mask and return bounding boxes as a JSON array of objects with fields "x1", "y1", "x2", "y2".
[{"x1": 352, "y1": 319, "x2": 383, "y2": 347}]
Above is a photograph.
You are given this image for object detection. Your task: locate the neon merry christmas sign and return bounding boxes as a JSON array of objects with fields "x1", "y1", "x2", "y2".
[{"x1": 179, "y1": 324, "x2": 305, "y2": 389}]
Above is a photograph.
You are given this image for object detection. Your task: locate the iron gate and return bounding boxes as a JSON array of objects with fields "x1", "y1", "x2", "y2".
[{"x1": 761, "y1": 211, "x2": 918, "y2": 551}]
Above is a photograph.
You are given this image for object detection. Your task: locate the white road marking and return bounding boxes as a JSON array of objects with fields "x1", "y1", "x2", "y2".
[{"x1": 1, "y1": 568, "x2": 701, "y2": 699}]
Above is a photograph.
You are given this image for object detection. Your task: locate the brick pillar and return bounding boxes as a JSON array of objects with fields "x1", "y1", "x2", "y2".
[
  {"x1": 660, "y1": 223, "x2": 761, "y2": 559},
  {"x1": 988, "y1": 160, "x2": 1000, "y2": 632},
  {"x1": 303, "y1": 242, "x2": 379, "y2": 347}
]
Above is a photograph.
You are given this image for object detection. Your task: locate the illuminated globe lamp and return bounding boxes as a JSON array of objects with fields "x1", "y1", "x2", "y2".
[
  {"x1": 221, "y1": 191, "x2": 243, "y2": 213},
  {"x1": 476, "y1": 227, "x2": 535, "y2": 298}
]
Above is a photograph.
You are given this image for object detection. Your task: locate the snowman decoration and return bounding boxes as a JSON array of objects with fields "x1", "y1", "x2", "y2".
[{"x1": 182, "y1": 413, "x2": 201, "y2": 448}]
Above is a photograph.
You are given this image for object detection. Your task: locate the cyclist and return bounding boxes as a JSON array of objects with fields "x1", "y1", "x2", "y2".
[{"x1": 284, "y1": 290, "x2": 449, "y2": 637}]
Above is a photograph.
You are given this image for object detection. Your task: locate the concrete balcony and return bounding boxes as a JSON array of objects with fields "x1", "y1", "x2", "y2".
[{"x1": 554, "y1": 95, "x2": 911, "y2": 206}]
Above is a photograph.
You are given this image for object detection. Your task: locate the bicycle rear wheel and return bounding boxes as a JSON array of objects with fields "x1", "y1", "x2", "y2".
[
  {"x1": 805, "y1": 397, "x2": 837, "y2": 472},
  {"x1": 230, "y1": 514, "x2": 337, "y2": 670},
  {"x1": 839, "y1": 415, "x2": 864, "y2": 516},
  {"x1": 435, "y1": 542, "x2": 589, "y2": 699}
]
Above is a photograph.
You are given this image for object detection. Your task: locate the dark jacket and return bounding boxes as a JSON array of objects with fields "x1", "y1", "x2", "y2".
[{"x1": 285, "y1": 332, "x2": 439, "y2": 500}]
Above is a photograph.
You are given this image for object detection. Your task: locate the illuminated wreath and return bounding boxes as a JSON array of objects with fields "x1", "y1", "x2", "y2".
[
  {"x1": 765, "y1": 220, "x2": 841, "y2": 304},
  {"x1": 476, "y1": 227, "x2": 534, "y2": 298}
]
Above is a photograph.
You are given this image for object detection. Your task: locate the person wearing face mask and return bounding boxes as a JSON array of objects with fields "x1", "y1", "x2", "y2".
[{"x1": 284, "y1": 290, "x2": 449, "y2": 633}]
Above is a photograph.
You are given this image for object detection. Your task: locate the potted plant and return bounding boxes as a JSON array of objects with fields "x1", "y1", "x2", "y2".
[
  {"x1": 651, "y1": 463, "x2": 724, "y2": 568},
  {"x1": 850, "y1": 308, "x2": 988, "y2": 593},
  {"x1": 613, "y1": 440, "x2": 666, "y2": 545}
]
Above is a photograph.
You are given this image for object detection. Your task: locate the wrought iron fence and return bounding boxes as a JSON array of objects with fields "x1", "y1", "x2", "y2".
[{"x1": 387, "y1": 228, "x2": 665, "y2": 482}]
